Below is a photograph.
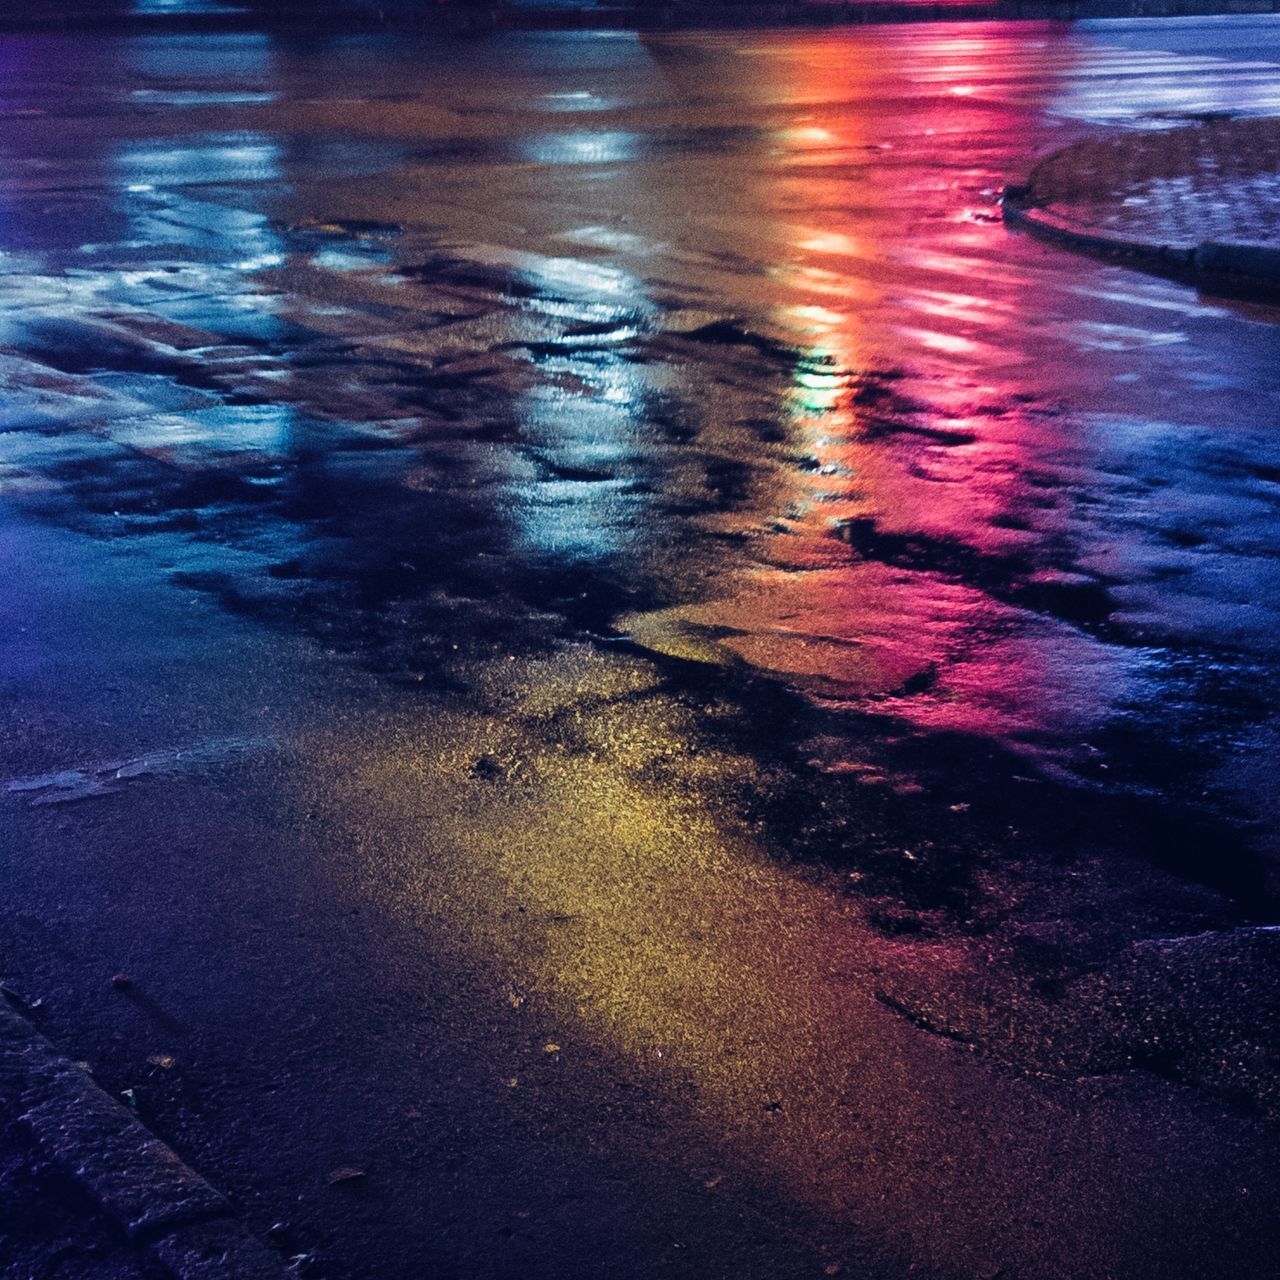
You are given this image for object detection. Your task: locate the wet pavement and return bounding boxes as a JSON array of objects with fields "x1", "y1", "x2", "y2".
[
  {"x1": 2, "y1": 15, "x2": 1280, "y2": 1280},
  {"x1": 1013, "y1": 112, "x2": 1280, "y2": 248}
]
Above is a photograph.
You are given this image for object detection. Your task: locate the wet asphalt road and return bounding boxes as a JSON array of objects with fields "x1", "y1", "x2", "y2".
[{"x1": 2, "y1": 17, "x2": 1280, "y2": 1280}]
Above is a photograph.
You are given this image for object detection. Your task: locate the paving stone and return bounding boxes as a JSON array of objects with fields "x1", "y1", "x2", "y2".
[
  {"x1": 0, "y1": 1002, "x2": 75, "y2": 1103},
  {"x1": 1021, "y1": 116, "x2": 1280, "y2": 251},
  {"x1": 1, "y1": 1004, "x2": 230, "y2": 1241},
  {"x1": 0, "y1": 1117, "x2": 160, "y2": 1280},
  {"x1": 21, "y1": 1092, "x2": 231, "y2": 1240}
]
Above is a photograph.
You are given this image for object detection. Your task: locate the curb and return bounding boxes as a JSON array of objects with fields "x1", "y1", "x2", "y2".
[
  {"x1": 0, "y1": 998, "x2": 289, "y2": 1280},
  {"x1": 1001, "y1": 186, "x2": 1280, "y2": 302}
]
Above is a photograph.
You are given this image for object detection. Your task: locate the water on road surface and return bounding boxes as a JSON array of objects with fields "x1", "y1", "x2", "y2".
[{"x1": 2, "y1": 18, "x2": 1280, "y2": 1280}]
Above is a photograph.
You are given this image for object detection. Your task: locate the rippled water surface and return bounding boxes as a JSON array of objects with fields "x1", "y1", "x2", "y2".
[{"x1": 4, "y1": 23, "x2": 1279, "y2": 790}]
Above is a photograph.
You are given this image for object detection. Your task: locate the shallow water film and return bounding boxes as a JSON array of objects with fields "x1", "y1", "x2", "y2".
[{"x1": 2, "y1": 16, "x2": 1280, "y2": 1280}]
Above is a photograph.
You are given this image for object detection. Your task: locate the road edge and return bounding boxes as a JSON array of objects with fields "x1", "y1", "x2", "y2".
[
  {"x1": 1002, "y1": 184, "x2": 1280, "y2": 302},
  {"x1": 0, "y1": 996, "x2": 290, "y2": 1279}
]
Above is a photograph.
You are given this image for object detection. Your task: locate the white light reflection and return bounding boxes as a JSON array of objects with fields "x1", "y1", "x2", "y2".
[
  {"x1": 512, "y1": 355, "x2": 651, "y2": 567},
  {"x1": 495, "y1": 234, "x2": 656, "y2": 569},
  {"x1": 521, "y1": 131, "x2": 639, "y2": 166},
  {"x1": 133, "y1": 0, "x2": 229, "y2": 11},
  {"x1": 109, "y1": 402, "x2": 297, "y2": 463},
  {"x1": 1052, "y1": 21, "x2": 1280, "y2": 123},
  {"x1": 109, "y1": 134, "x2": 286, "y2": 338}
]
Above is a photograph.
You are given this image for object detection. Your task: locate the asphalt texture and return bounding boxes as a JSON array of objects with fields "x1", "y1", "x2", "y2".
[{"x1": 2, "y1": 15, "x2": 1280, "y2": 1280}]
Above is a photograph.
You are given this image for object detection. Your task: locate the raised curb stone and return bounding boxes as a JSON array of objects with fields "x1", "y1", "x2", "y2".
[
  {"x1": 150, "y1": 1220, "x2": 299, "y2": 1280},
  {"x1": 20, "y1": 1093, "x2": 231, "y2": 1240},
  {"x1": 1003, "y1": 116, "x2": 1280, "y2": 296},
  {"x1": 0, "y1": 1000, "x2": 289, "y2": 1278}
]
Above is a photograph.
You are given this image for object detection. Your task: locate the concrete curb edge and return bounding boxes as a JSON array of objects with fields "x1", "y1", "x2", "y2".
[
  {"x1": 1001, "y1": 186, "x2": 1280, "y2": 301},
  {"x1": 0, "y1": 997, "x2": 290, "y2": 1279}
]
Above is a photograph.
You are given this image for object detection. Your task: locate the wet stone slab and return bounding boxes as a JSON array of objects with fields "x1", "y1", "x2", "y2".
[
  {"x1": 0, "y1": 1116, "x2": 162, "y2": 1280},
  {"x1": 1023, "y1": 115, "x2": 1280, "y2": 247},
  {"x1": 0, "y1": 1005, "x2": 230, "y2": 1241}
]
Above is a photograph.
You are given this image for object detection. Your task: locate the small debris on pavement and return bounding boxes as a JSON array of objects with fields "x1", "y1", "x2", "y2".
[
  {"x1": 470, "y1": 754, "x2": 504, "y2": 780},
  {"x1": 0, "y1": 983, "x2": 42, "y2": 1012}
]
